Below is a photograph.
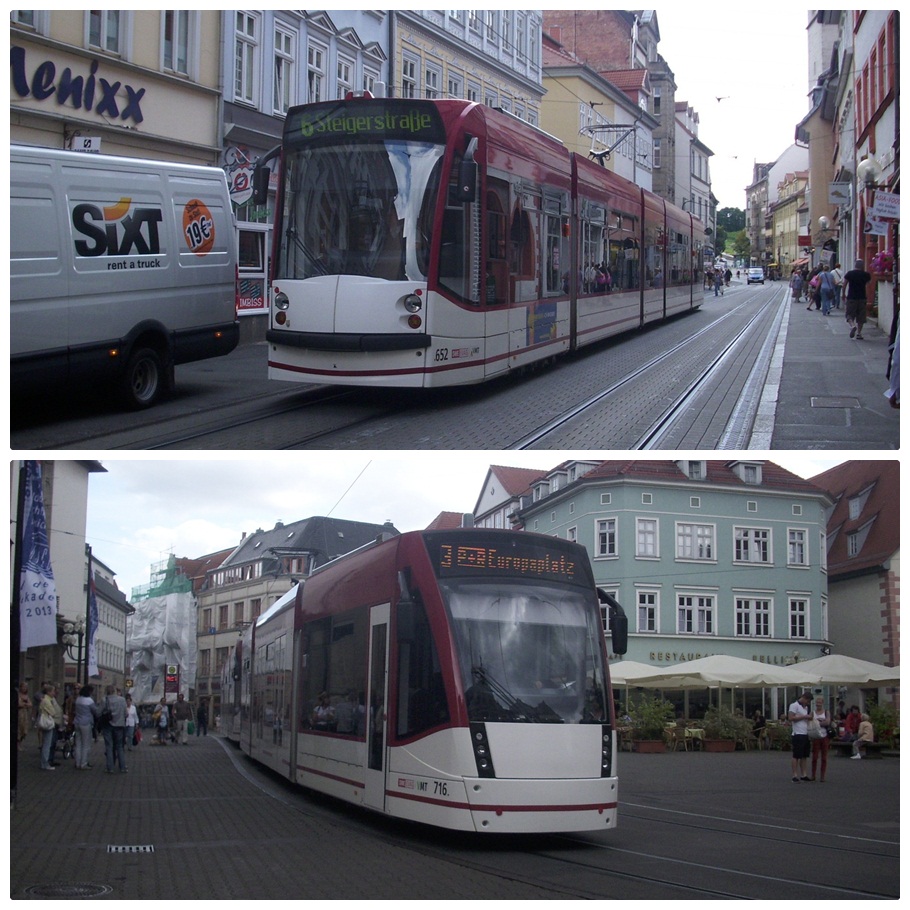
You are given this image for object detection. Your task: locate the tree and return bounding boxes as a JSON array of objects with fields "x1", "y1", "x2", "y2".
[
  {"x1": 731, "y1": 229, "x2": 751, "y2": 260},
  {"x1": 717, "y1": 207, "x2": 745, "y2": 233}
]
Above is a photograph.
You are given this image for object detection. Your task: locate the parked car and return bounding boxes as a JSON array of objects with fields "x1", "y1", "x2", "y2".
[{"x1": 747, "y1": 267, "x2": 765, "y2": 284}]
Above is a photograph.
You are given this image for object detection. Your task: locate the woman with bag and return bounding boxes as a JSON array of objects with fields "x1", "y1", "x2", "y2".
[
  {"x1": 809, "y1": 695, "x2": 831, "y2": 782},
  {"x1": 37, "y1": 684, "x2": 63, "y2": 770}
]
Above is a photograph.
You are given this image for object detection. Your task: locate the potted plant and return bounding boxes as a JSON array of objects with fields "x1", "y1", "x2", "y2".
[
  {"x1": 701, "y1": 705, "x2": 751, "y2": 752},
  {"x1": 628, "y1": 695, "x2": 675, "y2": 753}
]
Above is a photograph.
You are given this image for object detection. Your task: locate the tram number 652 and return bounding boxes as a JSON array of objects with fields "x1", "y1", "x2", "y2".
[
  {"x1": 433, "y1": 348, "x2": 449, "y2": 363},
  {"x1": 433, "y1": 780, "x2": 449, "y2": 797}
]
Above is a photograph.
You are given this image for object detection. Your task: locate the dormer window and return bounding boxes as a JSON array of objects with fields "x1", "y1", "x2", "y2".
[{"x1": 730, "y1": 462, "x2": 763, "y2": 485}]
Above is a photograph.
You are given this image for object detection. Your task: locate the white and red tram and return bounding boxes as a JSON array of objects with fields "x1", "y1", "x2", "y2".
[
  {"x1": 254, "y1": 95, "x2": 705, "y2": 388},
  {"x1": 230, "y1": 528, "x2": 628, "y2": 833}
]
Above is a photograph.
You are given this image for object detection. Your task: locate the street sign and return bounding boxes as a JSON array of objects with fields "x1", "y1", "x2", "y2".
[{"x1": 871, "y1": 191, "x2": 899, "y2": 220}]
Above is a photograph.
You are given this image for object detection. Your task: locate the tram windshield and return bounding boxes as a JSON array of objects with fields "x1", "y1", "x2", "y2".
[
  {"x1": 275, "y1": 141, "x2": 445, "y2": 283},
  {"x1": 442, "y1": 580, "x2": 610, "y2": 724}
]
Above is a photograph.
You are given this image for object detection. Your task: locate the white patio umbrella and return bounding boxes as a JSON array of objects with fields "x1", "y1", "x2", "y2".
[
  {"x1": 792, "y1": 654, "x2": 900, "y2": 687},
  {"x1": 622, "y1": 654, "x2": 821, "y2": 689},
  {"x1": 608, "y1": 661, "x2": 663, "y2": 686}
]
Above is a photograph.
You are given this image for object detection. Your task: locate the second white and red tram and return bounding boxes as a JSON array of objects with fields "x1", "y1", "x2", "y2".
[
  {"x1": 255, "y1": 95, "x2": 706, "y2": 388},
  {"x1": 225, "y1": 528, "x2": 628, "y2": 833}
]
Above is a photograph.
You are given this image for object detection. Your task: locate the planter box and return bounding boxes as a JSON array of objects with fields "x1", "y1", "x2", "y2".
[
  {"x1": 703, "y1": 739, "x2": 736, "y2": 753},
  {"x1": 633, "y1": 739, "x2": 666, "y2": 753}
]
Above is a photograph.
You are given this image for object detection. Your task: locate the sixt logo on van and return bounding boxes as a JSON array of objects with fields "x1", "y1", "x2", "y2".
[{"x1": 72, "y1": 198, "x2": 163, "y2": 257}]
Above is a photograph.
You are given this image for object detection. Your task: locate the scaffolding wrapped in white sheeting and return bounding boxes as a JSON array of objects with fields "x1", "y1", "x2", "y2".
[{"x1": 128, "y1": 556, "x2": 197, "y2": 706}]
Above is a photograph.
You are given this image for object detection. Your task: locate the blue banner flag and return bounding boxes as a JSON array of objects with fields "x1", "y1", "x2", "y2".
[
  {"x1": 87, "y1": 570, "x2": 99, "y2": 677},
  {"x1": 19, "y1": 461, "x2": 58, "y2": 649}
]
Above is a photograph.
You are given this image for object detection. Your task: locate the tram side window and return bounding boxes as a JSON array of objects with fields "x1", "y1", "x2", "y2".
[
  {"x1": 544, "y1": 208, "x2": 568, "y2": 296},
  {"x1": 301, "y1": 610, "x2": 368, "y2": 735},
  {"x1": 396, "y1": 594, "x2": 450, "y2": 738},
  {"x1": 510, "y1": 201, "x2": 538, "y2": 302},
  {"x1": 667, "y1": 230, "x2": 690, "y2": 286},
  {"x1": 606, "y1": 211, "x2": 641, "y2": 292},
  {"x1": 645, "y1": 220, "x2": 664, "y2": 288}
]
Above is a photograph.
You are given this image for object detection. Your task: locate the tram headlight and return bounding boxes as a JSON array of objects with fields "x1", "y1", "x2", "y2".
[
  {"x1": 274, "y1": 291, "x2": 290, "y2": 311},
  {"x1": 403, "y1": 294, "x2": 422, "y2": 313}
]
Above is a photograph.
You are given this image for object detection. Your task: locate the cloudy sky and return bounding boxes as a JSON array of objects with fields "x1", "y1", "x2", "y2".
[
  {"x1": 639, "y1": 7, "x2": 810, "y2": 210},
  {"x1": 85, "y1": 453, "x2": 848, "y2": 598}
]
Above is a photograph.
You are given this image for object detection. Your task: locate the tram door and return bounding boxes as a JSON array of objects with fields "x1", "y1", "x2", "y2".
[{"x1": 364, "y1": 603, "x2": 390, "y2": 811}]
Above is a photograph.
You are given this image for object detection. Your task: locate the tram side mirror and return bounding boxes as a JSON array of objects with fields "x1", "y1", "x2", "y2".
[
  {"x1": 456, "y1": 159, "x2": 477, "y2": 203},
  {"x1": 252, "y1": 165, "x2": 270, "y2": 206},
  {"x1": 598, "y1": 588, "x2": 628, "y2": 655}
]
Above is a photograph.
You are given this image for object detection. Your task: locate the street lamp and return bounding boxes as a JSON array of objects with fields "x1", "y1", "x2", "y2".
[
  {"x1": 62, "y1": 616, "x2": 86, "y2": 685},
  {"x1": 856, "y1": 157, "x2": 884, "y2": 189}
]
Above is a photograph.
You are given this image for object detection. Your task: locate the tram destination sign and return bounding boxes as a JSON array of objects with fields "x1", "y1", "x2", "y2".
[
  {"x1": 428, "y1": 533, "x2": 593, "y2": 587},
  {"x1": 285, "y1": 99, "x2": 446, "y2": 146}
]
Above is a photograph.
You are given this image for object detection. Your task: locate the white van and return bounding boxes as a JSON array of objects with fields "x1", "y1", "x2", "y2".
[{"x1": 11, "y1": 145, "x2": 239, "y2": 408}]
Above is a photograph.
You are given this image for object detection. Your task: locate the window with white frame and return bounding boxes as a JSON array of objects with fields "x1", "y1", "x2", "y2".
[
  {"x1": 336, "y1": 56, "x2": 353, "y2": 99},
  {"x1": 676, "y1": 522, "x2": 715, "y2": 560},
  {"x1": 567, "y1": 526, "x2": 577, "y2": 543},
  {"x1": 789, "y1": 598, "x2": 808, "y2": 638},
  {"x1": 636, "y1": 518, "x2": 659, "y2": 557},
  {"x1": 425, "y1": 65, "x2": 440, "y2": 99},
  {"x1": 362, "y1": 67, "x2": 379, "y2": 96},
  {"x1": 89, "y1": 10, "x2": 121, "y2": 53},
  {"x1": 307, "y1": 43, "x2": 326, "y2": 103},
  {"x1": 273, "y1": 24, "x2": 296, "y2": 115},
  {"x1": 234, "y1": 12, "x2": 259, "y2": 105},
  {"x1": 734, "y1": 527, "x2": 770, "y2": 563},
  {"x1": 401, "y1": 57, "x2": 417, "y2": 98},
  {"x1": 788, "y1": 528, "x2": 808, "y2": 566},
  {"x1": 637, "y1": 590, "x2": 658, "y2": 632},
  {"x1": 736, "y1": 598, "x2": 771, "y2": 637},
  {"x1": 599, "y1": 588, "x2": 620, "y2": 637},
  {"x1": 447, "y1": 73, "x2": 463, "y2": 99},
  {"x1": 164, "y1": 11, "x2": 190, "y2": 75},
  {"x1": 596, "y1": 518, "x2": 617, "y2": 557},
  {"x1": 820, "y1": 531, "x2": 828, "y2": 571},
  {"x1": 677, "y1": 594, "x2": 714, "y2": 634}
]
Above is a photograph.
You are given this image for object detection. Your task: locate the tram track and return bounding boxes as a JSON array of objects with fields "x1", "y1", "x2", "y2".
[{"x1": 509, "y1": 287, "x2": 787, "y2": 451}]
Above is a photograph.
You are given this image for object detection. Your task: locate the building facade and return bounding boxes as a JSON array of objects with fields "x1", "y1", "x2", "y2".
[
  {"x1": 10, "y1": 10, "x2": 223, "y2": 163},
  {"x1": 486, "y1": 462, "x2": 832, "y2": 708},
  {"x1": 811, "y1": 461, "x2": 899, "y2": 707},
  {"x1": 771, "y1": 171, "x2": 810, "y2": 277}
]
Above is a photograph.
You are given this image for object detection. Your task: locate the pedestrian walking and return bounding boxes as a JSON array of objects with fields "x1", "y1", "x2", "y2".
[
  {"x1": 125, "y1": 695, "x2": 139, "y2": 750},
  {"x1": 153, "y1": 698, "x2": 170, "y2": 745},
  {"x1": 37, "y1": 684, "x2": 63, "y2": 770},
  {"x1": 173, "y1": 693, "x2": 194, "y2": 744},
  {"x1": 819, "y1": 265, "x2": 837, "y2": 315},
  {"x1": 789, "y1": 270, "x2": 804, "y2": 302},
  {"x1": 843, "y1": 259, "x2": 872, "y2": 339},
  {"x1": 101, "y1": 685, "x2": 128, "y2": 773},
  {"x1": 830, "y1": 262, "x2": 844, "y2": 308},
  {"x1": 788, "y1": 690, "x2": 813, "y2": 782},
  {"x1": 196, "y1": 700, "x2": 208, "y2": 737},
  {"x1": 73, "y1": 685, "x2": 100, "y2": 770},
  {"x1": 809, "y1": 695, "x2": 831, "y2": 782},
  {"x1": 17, "y1": 683, "x2": 32, "y2": 751}
]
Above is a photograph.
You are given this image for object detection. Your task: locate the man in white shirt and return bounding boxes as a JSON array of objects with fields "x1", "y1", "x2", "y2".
[{"x1": 788, "y1": 690, "x2": 813, "y2": 781}]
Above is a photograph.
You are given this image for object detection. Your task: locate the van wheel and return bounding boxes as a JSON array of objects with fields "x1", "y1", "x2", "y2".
[{"x1": 122, "y1": 347, "x2": 163, "y2": 409}]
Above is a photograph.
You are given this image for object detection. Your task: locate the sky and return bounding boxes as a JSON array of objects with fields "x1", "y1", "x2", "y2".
[
  {"x1": 85, "y1": 453, "x2": 847, "y2": 599},
  {"x1": 641, "y1": 7, "x2": 811, "y2": 210}
]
